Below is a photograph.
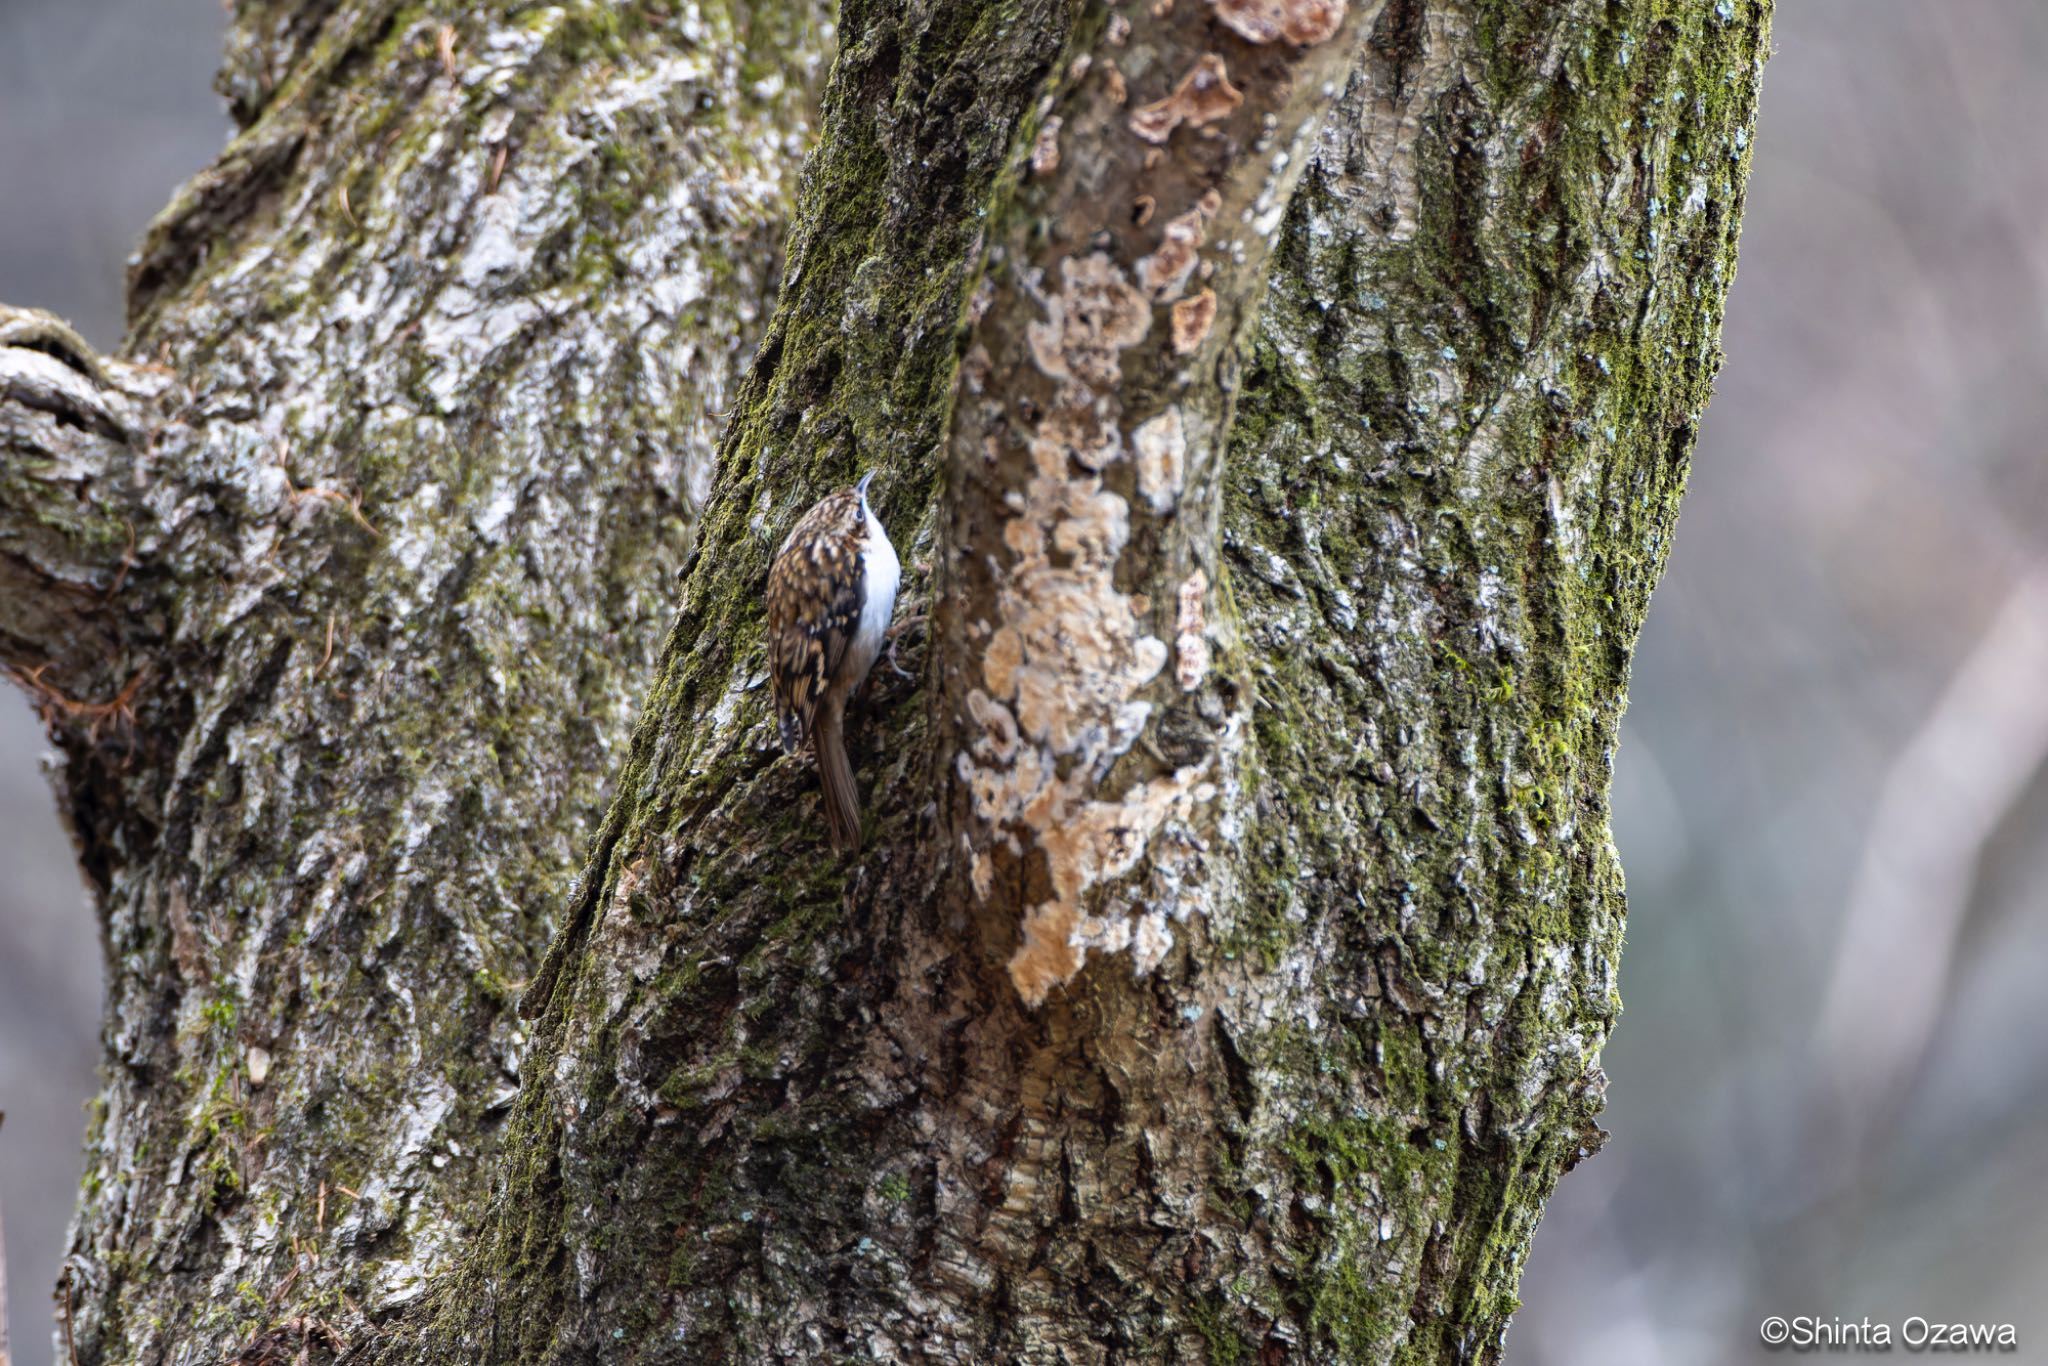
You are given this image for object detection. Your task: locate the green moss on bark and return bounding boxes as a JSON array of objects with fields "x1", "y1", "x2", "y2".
[{"x1": 1210, "y1": 0, "x2": 1770, "y2": 1357}]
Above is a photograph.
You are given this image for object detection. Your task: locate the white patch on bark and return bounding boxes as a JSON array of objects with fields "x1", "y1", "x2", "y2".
[
  {"x1": 1131, "y1": 908, "x2": 1174, "y2": 974},
  {"x1": 333, "y1": 1077, "x2": 458, "y2": 1310},
  {"x1": 1031, "y1": 116, "x2": 1064, "y2": 175},
  {"x1": 1132, "y1": 408, "x2": 1187, "y2": 512}
]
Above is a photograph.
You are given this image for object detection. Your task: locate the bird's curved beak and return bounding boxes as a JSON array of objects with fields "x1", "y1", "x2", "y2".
[{"x1": 855, "y1": 470, "x2": 876, "y2": 498}]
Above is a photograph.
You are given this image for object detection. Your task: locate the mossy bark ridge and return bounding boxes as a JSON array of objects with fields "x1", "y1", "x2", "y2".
[
  {"x1": 0, "y1": 0, "x2": 1768, "y2": 1361},
  {"x1": 4, "y1": 1, "x2": 827, "y2": 1357}
]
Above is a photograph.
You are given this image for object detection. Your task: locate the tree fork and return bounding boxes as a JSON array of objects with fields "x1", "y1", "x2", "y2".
[{"x1": 0, "y1": 0, "x2": 1770, "y2": 1361}]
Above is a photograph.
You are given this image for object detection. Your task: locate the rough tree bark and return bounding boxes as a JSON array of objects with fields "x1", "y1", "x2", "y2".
[{"x1": 0, "y1": 0, "x2": 1768, "y2": 1362}]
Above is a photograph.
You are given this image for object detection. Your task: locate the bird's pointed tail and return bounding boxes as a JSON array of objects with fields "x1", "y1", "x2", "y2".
[{"x1": 813, "y1": 701, "x2": 862, "y2": 854}]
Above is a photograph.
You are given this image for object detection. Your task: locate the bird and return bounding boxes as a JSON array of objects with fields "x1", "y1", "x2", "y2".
[{"x1": 765, "y1": 470, "x2": 901, "y2": 853}]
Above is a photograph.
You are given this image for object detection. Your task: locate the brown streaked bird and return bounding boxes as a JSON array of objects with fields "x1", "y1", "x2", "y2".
[{"x1": 765, "y1": 471, "x2": 901, "y2": 853}]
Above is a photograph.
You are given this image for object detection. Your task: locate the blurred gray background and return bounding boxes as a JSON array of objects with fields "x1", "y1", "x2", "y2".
[{"x1": 3, "y1": 3, "x2": 2046, "y2": 1364}]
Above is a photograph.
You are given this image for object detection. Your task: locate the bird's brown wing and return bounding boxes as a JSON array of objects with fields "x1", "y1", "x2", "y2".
[{"x1": 765, "y1": 490, "x2": 864, "y2": 754}]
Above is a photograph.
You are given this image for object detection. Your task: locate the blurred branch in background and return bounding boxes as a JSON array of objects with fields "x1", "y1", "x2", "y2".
[
  {"x1": 1818, "y1": 566, "x2": 2048, "y2": 1159},
  {"x1": 1516, "y1": 4, "x2": 2048, "y2": 1363}
]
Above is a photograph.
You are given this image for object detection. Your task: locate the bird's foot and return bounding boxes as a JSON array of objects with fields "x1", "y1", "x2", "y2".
[{"x1": 884, "y1": 613, "x2": 926, "y2": 682}]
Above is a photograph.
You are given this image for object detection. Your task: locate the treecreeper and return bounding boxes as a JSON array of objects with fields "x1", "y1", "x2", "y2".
[{"x1": 765, "y1": 471, "x2": 902, "y2": 853}]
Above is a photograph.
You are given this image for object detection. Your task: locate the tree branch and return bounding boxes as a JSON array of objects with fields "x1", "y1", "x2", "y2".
[
  {"x1": 937, "y1": 1, "x2": 1376, "y2": 1002},
  {"x1": 1818, "y1": 564, "x2": 2048, "y2": 1144},
  {"x1": 0, "y1": 305, "x2": 168, "y2": 725}
]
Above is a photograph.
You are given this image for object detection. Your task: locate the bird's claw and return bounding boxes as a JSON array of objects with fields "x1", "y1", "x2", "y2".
[{"x1": 884, "y1": 612, "x2": 927, "y2": 682}]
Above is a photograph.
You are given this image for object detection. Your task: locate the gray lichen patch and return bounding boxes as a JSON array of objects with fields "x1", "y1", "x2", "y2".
[
  {"x1": 1211, "y1": 0, "x2": 1349, "y2": 47},
  {"x1": 1129, "y1": 53, "x2": 1244, "y2": 144},
  {"x1": 1169, "y1": 287, "x2": 1217, "y2": 353},
  {"x1": 1134, "y1": 192, "x2": 1220, "y2": 300},
  {"x1": 1024, "y1": 251, "x2": 1153, "y2": 386}
]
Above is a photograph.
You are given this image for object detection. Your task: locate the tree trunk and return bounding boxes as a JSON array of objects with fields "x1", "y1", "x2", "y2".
[{"x1": 0, "y1": 0, "x2": 1769, "y2": 1362}]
